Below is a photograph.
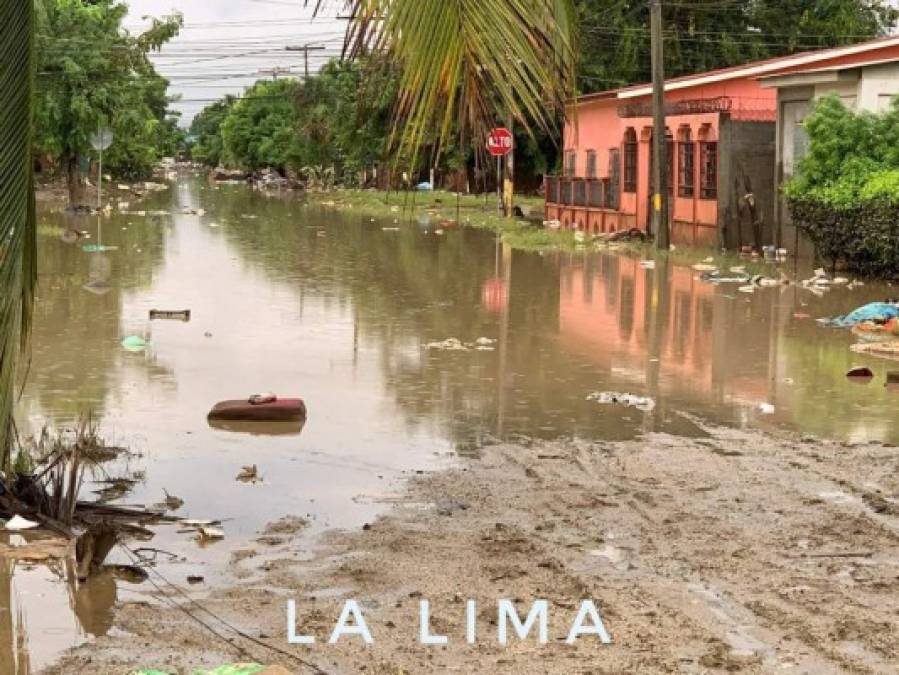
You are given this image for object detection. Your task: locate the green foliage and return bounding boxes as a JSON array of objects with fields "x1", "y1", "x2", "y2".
[
  {"x1": 189, "y1": 96, "x2": 236, "y2": 167},
  {"x1": 220, "y1": 79, "x2": 299, "y2": 172},
  {"x1": 194, "y1": 60, "x2": 401, "y2": 177},
  {"x1": 785, "y1": 96, "x2": 899, "y2": 276},
  {"x1": 33, "y1": 0, "x2": 182, "y2": 200},
  {"x1": 577, "y1": 0, "x2": 898, "y2": 91}
]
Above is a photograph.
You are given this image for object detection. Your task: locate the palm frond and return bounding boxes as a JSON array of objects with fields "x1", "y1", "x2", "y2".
[
  {"x1": 0, "y1": 0, "x2": 36, "y2": 470},
  {"x1": 313, "y1": 0, "x2": 578, "y2": 167}
]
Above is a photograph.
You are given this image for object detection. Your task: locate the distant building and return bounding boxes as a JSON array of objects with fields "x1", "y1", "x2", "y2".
[{"x1": 546, "y1": 36, "x2": 899, "y2": 250}]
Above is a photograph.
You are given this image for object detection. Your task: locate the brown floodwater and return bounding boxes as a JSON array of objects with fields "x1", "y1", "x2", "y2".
[{"x1": 7, "y1": 173, "x2": 899, "y2": 671}]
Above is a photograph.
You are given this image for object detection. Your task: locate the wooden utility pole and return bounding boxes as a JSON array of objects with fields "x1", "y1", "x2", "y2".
[
  {"x1": 284, "y1": 45, "x2": 326, "y2": 78},
  {"x1": 651, "y1": 0, "x2": 670, "y2": 249},
  {"x1": 503, "y1": 117, "x2": 515, "y2": 217}
]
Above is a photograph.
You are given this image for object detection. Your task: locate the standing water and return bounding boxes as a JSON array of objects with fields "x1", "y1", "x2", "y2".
[{"x1": 6, "y1": 174, "x2": 898, "y2": 671}]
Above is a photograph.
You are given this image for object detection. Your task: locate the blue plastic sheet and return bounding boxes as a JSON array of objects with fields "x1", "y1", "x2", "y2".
[{"x1": 819, "y1": 302, "x2": 899, "y2": 327}]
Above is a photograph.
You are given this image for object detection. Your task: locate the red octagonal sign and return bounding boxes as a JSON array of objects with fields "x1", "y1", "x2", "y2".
[{"x1": 487, "y1": 127, "x2": 514, "y2": 156}]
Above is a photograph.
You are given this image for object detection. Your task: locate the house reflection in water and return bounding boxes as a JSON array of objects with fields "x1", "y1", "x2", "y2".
[{"x1": 558, "y1": 255, "x2": 783, "y2": 416}]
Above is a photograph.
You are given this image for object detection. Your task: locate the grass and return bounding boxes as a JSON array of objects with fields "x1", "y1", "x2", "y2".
[
  {"x1": 305, "y1": 188, "x2": 579, "y2": 252},
  {"x1": 304, "y1": 188, "x2": 788, "y2": 275}
]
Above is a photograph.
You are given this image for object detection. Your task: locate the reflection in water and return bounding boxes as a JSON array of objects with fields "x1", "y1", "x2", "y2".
[
  {"x1": 206, "y1": 418, "x2": 306, "y2": 436},
  {"x1": 9, "y1": 175, "x2": 899, "y2": 669}
]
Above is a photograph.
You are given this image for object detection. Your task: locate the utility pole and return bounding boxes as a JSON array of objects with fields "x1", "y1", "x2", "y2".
[
  {"x1": 257, "y1": 66, "x2": 292, "y2": 81},
  {"x1": 503, "y1": 116, "x2": 515, "y2": 217},
  {"x1": 651, "y1": 0, "x2": 670, "y2": 249},
  {"x1": 285, "y1": 45, "x2": 326, "y2": 78}
]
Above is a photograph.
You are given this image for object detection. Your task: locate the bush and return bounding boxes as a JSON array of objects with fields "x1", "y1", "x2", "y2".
[
  {"x1": 785, "y1": 96, "x2": 899, "y2": 277},
  {"x1": 788, "y1": 198, "x2": 899, "y2": 278}
]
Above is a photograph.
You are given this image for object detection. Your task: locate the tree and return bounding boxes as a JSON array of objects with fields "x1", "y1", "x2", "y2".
[
  {"x1": 33, "y1": 0, "x2": 182, "y2": 204},
  {"x1": 314, "y1": 0, "x2": 579, "y2": 170},
  {"x1": 189, "y1": 96, "x2": 236, "y2": 167},
  {"x1": 576, "y1": 0, "x2": 898, "y2": 92},
  {"x1": 220, "y1": 79, "x2": 300, "y2": 172},
  {"x1": 0, "y1": 0, "x2": 36, "y2": 468}
]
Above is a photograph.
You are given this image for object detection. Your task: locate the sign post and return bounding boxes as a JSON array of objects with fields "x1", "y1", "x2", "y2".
[
  {"x1": 487, "y1": 127, "x2": 514, "y2": 217},
  {"x1": 90, "y1": 126, "x2": 114, "y2": 212}
]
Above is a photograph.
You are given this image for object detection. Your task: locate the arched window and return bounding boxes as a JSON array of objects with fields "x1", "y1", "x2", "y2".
[
  {"x1": 623, "y1": 128, "x2": 637, "y2": 193},
  {"x1": 677, "y1": 126, "x2": 694, "y2": 198},
  {"x1": 698, "y1": 124, "x2": 717, "y2": 200}
]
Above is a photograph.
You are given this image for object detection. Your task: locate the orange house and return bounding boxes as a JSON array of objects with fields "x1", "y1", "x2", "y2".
[{"x1": 545, "y1": 36, "x2": 899, "y2": 249}]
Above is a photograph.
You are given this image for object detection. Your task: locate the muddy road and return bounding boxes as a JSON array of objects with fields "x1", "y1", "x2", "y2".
[{"x1": 51, "y1": 423, "x2": 899, "y2": 673}]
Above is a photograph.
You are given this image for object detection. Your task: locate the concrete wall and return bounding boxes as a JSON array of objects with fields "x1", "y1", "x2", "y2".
[
  {"x1": 857, "y1": 61, "x2": 899, "y2": 111},
  {"x1": 719, "y1": 117, "x2": 777, "y2": 249}
]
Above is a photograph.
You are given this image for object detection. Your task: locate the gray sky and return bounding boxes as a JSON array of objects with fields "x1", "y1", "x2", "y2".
[{"x1": 125, "y1": 0, "x2": 347, "y2": 125}]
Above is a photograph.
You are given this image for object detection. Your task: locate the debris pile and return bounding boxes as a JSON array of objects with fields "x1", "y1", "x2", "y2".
[
  {"x1": 586, "y1": 391, "x2": 656, "y2": 412},
  {"x1": 424, "y1": 337, "x2": 497, "y2": 352}
]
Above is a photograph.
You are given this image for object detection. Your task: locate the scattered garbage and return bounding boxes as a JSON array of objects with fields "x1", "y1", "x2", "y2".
[
  {"x1": 187, "y1": 575, "x2": 205, "y2": 585},
  {"x1": 236, "y1": 465, "x2": 260, "y2": 483},
  {"x1": 198, "y1": 526, "x2": 225, "y2": 541},
  {"x1": 846, "y1": 366, "x2": 875, "y2": 379},
  {"x1": 587, "y1": 391, "x2": 656, "y2": 412},
  {"x1": 819, "y1": 302, "x2": 899, "y2": 328},
  {"x1": 758, "y1": 403, "x2": 776, "y2": 415},
  {"x1": 121, "y1": 335, "x2": 148, "y2": 351},
  {"x1": 850, "y1": 341, "x2": 899, "y2": 358},
  {"x1": 692, "y1": 263, "x2": 718, "y2": 273},
  {"x1": 639, "y1": 260, "x2": 656, "y2": 270},
  {"x1": 3, "y1": 515, "x2": 39, "y2": 531},
  {"x1": 851, "y1": 318, "x2": 898, "y2": 342},
  {"x1": 149, "y1": 309, "x2": 191, "y2": 322},
  {"x1": 887, "y1": 372, "x2": 899, "y2": 390},
  {"x1": 82, "y1": 243, "x2": 118, "y2": 253},
  {"x1": 248, "y1": 392, "x2": 277, "y2": 405},
  {"x1": 425, "y1": 337, "x2": 496, "y2": 351}
]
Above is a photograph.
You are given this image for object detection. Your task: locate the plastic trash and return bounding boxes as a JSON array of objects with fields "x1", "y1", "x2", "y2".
[
  {"x1": 587, "y1": 391, "x2": 655, "y2": 412},
  {"x1": 121, "y1": 335, "x2": 147, "y2": 351},
  {"x1": 758, "y1": 403, "x2": 776, "y2": 415},
  {"x1": 4, "y1": 515, "x2": 39, "y2": 530},
  {"x1": 416, "y1": 181, "x2": 433, "y2": 191},
  {"x1": 846, "y1": 367, "x2": 874, "y2": 380},
  {"x1": 819, "y1": 302, "x2": 899, "y2": 327}
]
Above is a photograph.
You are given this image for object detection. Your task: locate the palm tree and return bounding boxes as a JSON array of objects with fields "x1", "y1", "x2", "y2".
[
  {"x1": 313, "y1": 0, "x2": 578, "y2": 167},
  {"x1": 0, "y1": 0, "x2": 37, "y2": 470}
]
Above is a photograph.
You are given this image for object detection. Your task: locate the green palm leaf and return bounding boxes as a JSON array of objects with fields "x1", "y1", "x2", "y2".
[
  {"x1": 0, "y1": 0, "x2": 36, "y2": 469},
  {"x1": 313, "y1": 0, "x2": 577, "y2": 167}
]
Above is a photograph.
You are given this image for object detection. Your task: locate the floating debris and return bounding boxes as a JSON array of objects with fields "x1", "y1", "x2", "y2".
[
  {"x1": 3, "y1": 515, "x2": 39, "y2": 531},
  {"x1": 149, "y1": 309, "x2": 191, "y2": 322},
  {"x1": 758, "y1": 403, "x2": 776, "y2": 415},
  {"x1": 121, "y1": 335, "x2": 147, "y2": 352},
  {"x1": 236, "y1": 464, "x2": 260, "y2": 483},
  {"x1": 587, "y1": 391, "x2": 656, "y2": 412}
]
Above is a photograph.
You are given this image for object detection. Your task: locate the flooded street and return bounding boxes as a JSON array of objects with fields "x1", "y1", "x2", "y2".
[{"x1": 8, "y1": 175, "x2": 899, "y2": 671}]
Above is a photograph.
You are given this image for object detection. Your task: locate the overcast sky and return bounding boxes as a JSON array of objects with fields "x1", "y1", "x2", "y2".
[{"x1": 125, "y1": 0, "x2": 347, "y2": 125}]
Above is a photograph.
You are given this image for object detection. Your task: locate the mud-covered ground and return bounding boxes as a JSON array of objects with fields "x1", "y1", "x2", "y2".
[{"x1": 48, "y1": 423, "x2": 899, "y2": 674}]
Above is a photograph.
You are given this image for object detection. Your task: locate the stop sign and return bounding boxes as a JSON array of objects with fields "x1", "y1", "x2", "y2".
[{"x1": 487, "y1": 128, "x2": 514, "y2": 156}]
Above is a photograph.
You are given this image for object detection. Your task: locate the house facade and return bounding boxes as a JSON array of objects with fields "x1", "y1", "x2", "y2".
[{"x1": 546, "y1": 36, "x2": 899, "y2": 250}]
